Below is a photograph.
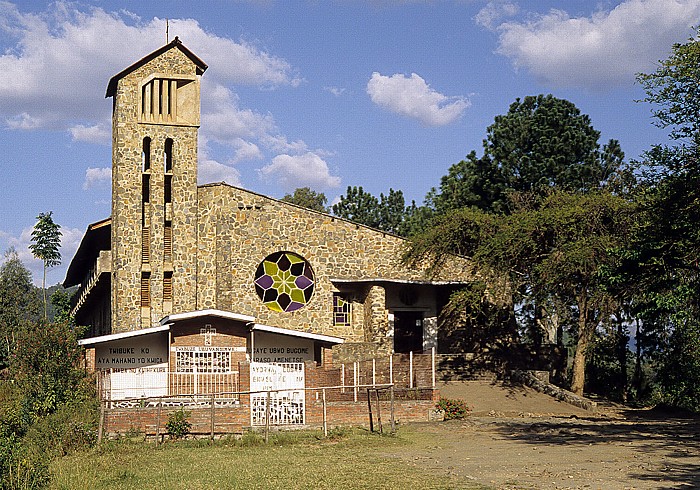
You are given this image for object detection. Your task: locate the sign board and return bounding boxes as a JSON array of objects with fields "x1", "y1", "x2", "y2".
[
  {"x1": 252, "y1": 332, "x2": 314, "y2": 363},
  {"x1": 250, "y1": 362, "x2": 305, "y2": 392},
  {"x1": 95, "y1": 331, "x2": 168, "y2": 400},
  {"x1": 95, "y1": 331, "x2": 168, "y2": 369},
  {"x1": 250, "y1": 362, "x2": 305, "y2": 426}
]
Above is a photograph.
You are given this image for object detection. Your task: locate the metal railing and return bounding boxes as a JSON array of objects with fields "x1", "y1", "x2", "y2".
[{"x1": 98, "y1": 368, "x2": 240, "y2": 404}]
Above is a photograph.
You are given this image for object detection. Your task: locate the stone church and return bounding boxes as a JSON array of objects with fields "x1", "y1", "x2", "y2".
[{"x1": 65, "y1": 38, "x2": 474, "y2": 378}]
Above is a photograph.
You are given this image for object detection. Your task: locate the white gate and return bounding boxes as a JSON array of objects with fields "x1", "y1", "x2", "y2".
[{"x1": 250, "y1": 362, "x2": 305, "y2": 426}]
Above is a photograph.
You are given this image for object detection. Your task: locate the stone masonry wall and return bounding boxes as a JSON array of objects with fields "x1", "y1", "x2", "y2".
[
  {"x1": 195, "y1": 184, "x2": 475, "y2": 343},
  {"x1": 111, "y1": 46, "x2": 200, "y2": 333}
]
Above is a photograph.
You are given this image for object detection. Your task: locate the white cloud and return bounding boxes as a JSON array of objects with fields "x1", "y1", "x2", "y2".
[
  {"x1": 366, "y1": 72, "x2": 470, "y2": 126},
  {"x1": 259, "y1": 153, "x2": 341, "y2": 191},
  {"x1": 199, "y1": 158, "x2": 242, "y2": 186},
  {"x1": 83, "y1": 167, "x2": 111, "y2": 190},
  {"x1": 493, "y1": 0, "x2": 700, "y2": 89},
  {"x1": 197, "y1": 142, "x2": 242, "y2": 186},
  {"x1": 0, "y1": 2, "x2": 334, "y2": 192},
  {"x1": 70, "y1": 124, "x2": 110, "y2": 144},
  {"x1": 0, "y1": 2, "x2": 300, "y2": 132},
  {"x1": 324, "y1": 86, "x2": 346, "y2": 97},
  {"x1": 475, "y1": 1, "x2": 519, "y2": 30}
]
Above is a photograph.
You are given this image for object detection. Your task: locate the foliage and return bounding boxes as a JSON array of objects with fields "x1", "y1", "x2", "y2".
[
  {"x1": 636, "y1": 27, "x2": 700, "y2": 142},
  {"x1": 9, "y1": 321, "x2": 85, "y2": 419},
  {"x1": 165, "y1": 409, "x2": 191, "y2": 440},
  {"x1": 428, "y1": 94, "x2": 625, "y2": 216},
  {"x1": 435, "y1": 397, "x2": 470, "y2": 420},
  {"x1": 605, "y1": 28, "x2": 700, "y2": 411},
  {"x1": 28, "y1": 212, "x2": 62, "y2": 319},
  {"x1": 0, "y1": 249, "x2": 39, "y2": 370},
  {"x1": 0, "y1": 316, "x2": 96, "y2": 489},
  {"x1": 406, "y1": 190, "x2": 635, "y2": 395},
  {"x1": 281, "y1": 187, "x2": 329, "y2": 213},
  {"x1": 332, "y1": 186, "x2": 381, "y2": 228},
  {"x1": 332, "y1": 186, "x2": 418, "y2": 236}
]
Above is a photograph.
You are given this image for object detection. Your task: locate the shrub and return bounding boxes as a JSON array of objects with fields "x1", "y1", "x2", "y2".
[
  {"x1": 436, "y1": 397, "x2": 470, "y2": 420},
  {"x1": 165, "y1": 409, "x2": 191, "y2": 440}
]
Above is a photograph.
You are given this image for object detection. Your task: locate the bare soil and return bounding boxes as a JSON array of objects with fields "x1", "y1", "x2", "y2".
[{"x1": 387, "y1": 381, "x2": 700, "y2": 489}]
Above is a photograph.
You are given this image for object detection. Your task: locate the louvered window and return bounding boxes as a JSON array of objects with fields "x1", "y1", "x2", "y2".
[
  {"x1": 163, "y1": 272, "x2": 173, "y2": 301},
  {"x1": 140, "y1": 272, "x2": 151, "y2": 307},
  {"x1": 142, "y1": 227, "x2": 150, "y2": 263},
  {"x1": 142, "y1": 79, "x2": 178, "y2": 122},
  {"x1": 164, "y1": 222, "x2": 172, "y2": 262}
]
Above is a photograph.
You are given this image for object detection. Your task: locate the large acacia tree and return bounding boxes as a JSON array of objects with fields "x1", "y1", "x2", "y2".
[{"x1": 405, "y1": 191, "x2": 634, "y2": 395}]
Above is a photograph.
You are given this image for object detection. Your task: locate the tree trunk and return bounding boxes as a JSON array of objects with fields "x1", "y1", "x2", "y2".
[
  {"x1": 570, "y1": 292, "x2": 592, "y2": 396},
  {"x1": 42, "y1": 263, "x2": 47, "y2": 320},
  {"x1": 616, "y1": 312, "x2": 628, "y2": 402}
]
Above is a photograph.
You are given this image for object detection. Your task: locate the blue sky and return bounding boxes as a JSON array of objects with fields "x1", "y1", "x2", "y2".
[{"x1": 0, "y1": 0, "x2": 698, "y2": 286}]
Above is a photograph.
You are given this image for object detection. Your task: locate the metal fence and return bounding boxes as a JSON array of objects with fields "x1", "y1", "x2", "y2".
[{"x1": 98, "y1": 368, "x2": 240, "y2": 406}]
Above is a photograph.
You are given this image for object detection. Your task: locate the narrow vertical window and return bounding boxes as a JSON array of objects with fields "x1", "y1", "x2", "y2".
[
  {"x1": 142, "y1": 137, "x2": 151, "y2": 171},
  {"x1": 141, "y1": 174, "x2": 150, "y2": 227},
  {"x1": 164, "y1": 175, "x2": 172, "y2": 204},
  {"x1": 141, "y1": 227, "x2": 150, "y2": 263},
  {"x1": 164, "y1": 221, "x2": 172, "y2": 261},
  {"x1": 164, "y1": 138, "x2": 173, "y2": 172},
  {"x1": 163, "y1": 272, "x2": 173, "y2": 302},
  {"x1": 140, "y1": 272, "x2": 151, "y2": 307}
]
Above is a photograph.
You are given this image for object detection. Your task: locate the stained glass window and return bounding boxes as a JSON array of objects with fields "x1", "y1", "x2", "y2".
[
  {"x1": 333, "y1": 293, "x2": 351, "y2": 326},
  {"x1": 254, "y1": 251, "x2": 315, "y2": 312}
]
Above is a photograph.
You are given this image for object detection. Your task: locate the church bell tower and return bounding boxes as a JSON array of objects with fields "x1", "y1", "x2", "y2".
[{"x1": 106, "y1": 38, "x2": 207, "y2": 332}]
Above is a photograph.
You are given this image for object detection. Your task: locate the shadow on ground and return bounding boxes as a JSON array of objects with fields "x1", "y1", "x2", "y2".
[{"x1": 489, "y1": 407, "x2": 700, "y2": 489}]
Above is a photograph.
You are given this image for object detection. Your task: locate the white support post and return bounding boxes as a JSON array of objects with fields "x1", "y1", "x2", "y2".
[
  {"x1": 409, "y1": 351, "x2": 414, "y2": 389},
  {"x1": 341, "y1": 363, "x2": 345, "y2": 393},
  {"x1": 372, "y1": 358, "x2": 376, "y2": 387},
  {"x1": 353, "y1": 362, "x2": 358, "y2": 402},
  {"x1": 432, "y1": 346, "x2": 436, "y2": 389},
  {"x1": 389, "y1": 354, "x2": 393, "y2": 385}
]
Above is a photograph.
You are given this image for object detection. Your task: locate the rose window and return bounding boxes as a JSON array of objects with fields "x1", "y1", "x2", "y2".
[{"x1": 254, "y1": 251, "x2": 315, "y2": 312}]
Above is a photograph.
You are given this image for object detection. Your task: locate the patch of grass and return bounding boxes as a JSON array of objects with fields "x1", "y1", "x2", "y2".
[{"x1": 50, "y1": 427, "x2": 481, "y2": 489}]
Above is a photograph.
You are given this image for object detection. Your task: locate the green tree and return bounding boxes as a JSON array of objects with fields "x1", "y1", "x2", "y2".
[
  {"x1": 378, "y1": 189, "x2": 406, "y2": 235},
  {"x1": 332, "y1": 186, "x2": 381, "y2": 228},
  {"x1": 0, "y1": 248, "x2": 39, "y2": 369},
  {"x1": 430, "y1": 95, "x2": 624, "y2": 215},
  {"x1": 281, "y1": 187, "x2": 329, "y2": 213},
  {"x1": 606, "y1": 28, "x2": 700, "y2": 410},
  {"x1": 405, "y1": 191, "x2": 634, "y2": 396},
  {"x1": 29, "y1": 212, "x2": 62, "y2": 319},
  {"x1": 333, "y1": 186, "x2": 418, "y2": 235}
]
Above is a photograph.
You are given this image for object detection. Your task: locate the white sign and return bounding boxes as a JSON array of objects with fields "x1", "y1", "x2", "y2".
[
  {"x1": 95, "y1": 332, "x2": 168, "y2": 369},
  {"x1": 250, "y1": 362, "x2": 305, "y2": 392},
  {"x1": 252, "y1": 332, "x2": 314, "y2": 363}
]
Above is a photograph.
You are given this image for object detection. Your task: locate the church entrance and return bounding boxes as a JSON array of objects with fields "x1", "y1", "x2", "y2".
[{"x1": 393, "y1": 311, "x2": 424, "y2": 353}]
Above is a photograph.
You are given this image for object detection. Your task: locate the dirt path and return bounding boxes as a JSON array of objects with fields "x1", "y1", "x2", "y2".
[{"x1": 387, "y1": 381, "x2": 700, "y2": 489}]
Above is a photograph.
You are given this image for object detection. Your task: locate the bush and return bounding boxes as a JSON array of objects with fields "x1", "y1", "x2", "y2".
[
  {"x1": 436, "y1": 397, "x2": 470, "y2": 420},
  {"x1": 165, "y1": 409, "x2": 191, "y2": 440}
]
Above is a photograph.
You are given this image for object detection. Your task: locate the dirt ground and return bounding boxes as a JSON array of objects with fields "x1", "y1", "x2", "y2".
[{"x1": 388, "y1": 381, "x2": 700, "y2": 489}]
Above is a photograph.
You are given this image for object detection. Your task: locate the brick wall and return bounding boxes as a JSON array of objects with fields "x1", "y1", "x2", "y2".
[{"x1": 102, "y1": 356, "x2": 439, "y2": 437}]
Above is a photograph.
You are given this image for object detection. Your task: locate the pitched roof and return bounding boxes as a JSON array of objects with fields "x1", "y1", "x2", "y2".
[{"x1": 105, "y1": 37, "x2": 207, "y2": 98}]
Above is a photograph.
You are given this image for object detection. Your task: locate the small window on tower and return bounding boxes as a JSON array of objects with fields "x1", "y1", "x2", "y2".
[
  {"x1": 142, "y1": 137, "x2": 151, "y2": 171},
  {"x1": 163, "y1": 271, "x2": 173, "y2": 302},
  {"x1": 164, "y1": 221, "x2": 172, "y2": 261},
  {"x1": 140, "y1": 272, "x2": 151, "y2": 307},
  {"x1": 164, "y1": 138, "x2": 173, "y2": 172}
]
